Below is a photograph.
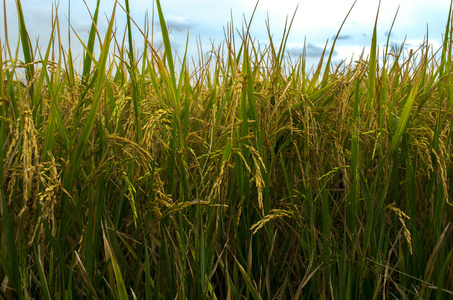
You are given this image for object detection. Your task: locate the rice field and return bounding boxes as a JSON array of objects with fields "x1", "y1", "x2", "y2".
[{"x1": 1, "y1": 0, "x2": 453, "y2": 298}]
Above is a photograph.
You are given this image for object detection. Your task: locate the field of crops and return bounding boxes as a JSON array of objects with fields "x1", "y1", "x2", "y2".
[{"x1": 1, "y1": 0, "x2": 452, "y2": 298}]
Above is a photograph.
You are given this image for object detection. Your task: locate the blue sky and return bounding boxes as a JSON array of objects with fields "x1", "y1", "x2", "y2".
[{"x1": 1, "y1": 0, "x2": 452, "y2": 70}]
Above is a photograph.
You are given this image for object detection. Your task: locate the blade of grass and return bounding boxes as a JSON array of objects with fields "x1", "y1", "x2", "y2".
[
  {"x1": 81, "y1": 0, "x2": 101, "y2": 84},
  {"x1": 321, "y1": 0, "x2": 357, "y2": 85},
  {"x1": 0, "y1": 190, "x2": 22, "y2": 298},
  {"x1": 33, "y1": 245, "x2": 52, "y2": 300},
  {"x1": 366, "y1": 0, "x2": 380, "y2": 117},
  {"x1": 145, "y1": 242, "x2": 152, "y2": 300},
  {"x1": 15, "y1": 0, "x2": 34, "y2": 87},
  {"x1": 102, "y1": 223, "x2": 128, "y2": 300},
  {"x1": 124, "y1": 0, "x2": 142, "y2": 141},
  {"x1": 155, "y1": 0, "x2": 176, "y2": 86},
  {"x1": 389, "y1": 66, "x2": 423, "y2": 154},
  {"x1": 60, "y1": 2, "x2": 117, "y2": 236},
  {"x1": 233, "y1": 254, "x2": 262, "y2": 300}
]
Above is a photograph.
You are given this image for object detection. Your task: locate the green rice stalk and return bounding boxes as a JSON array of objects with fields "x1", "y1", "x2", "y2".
[{"x1": 60, "y1": 1, "x2": 117, "y2": 237}]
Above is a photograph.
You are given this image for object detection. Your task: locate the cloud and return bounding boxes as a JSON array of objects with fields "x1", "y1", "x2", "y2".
[
  {"x1": 157, "y1": 15, "x2": 200, "y2": 32},
  {"x1": 286, "y1": 46, "x2": 304, "y2": 57},
  {"x1": 332, "y1": 34, "x2": 353, "y2": 40},
  {"x1": 286, "y1": 43, "x2": 338, "y2": 57}
]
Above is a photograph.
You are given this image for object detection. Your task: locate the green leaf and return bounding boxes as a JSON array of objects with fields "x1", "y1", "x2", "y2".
[
  {"x1": 102, "y1": 224, "x2": 128, "y2": 300},
  {"x1": 0, "y1": 190, "x2": 21, "y2": 298},
  {"x1": 33, "y1": 245, "x2": 52, "y2": 300}
]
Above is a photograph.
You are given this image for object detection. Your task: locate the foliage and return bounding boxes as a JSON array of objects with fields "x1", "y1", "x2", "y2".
[{"x1": 1, "y1": 0, "x2": 453, "y2": 298}]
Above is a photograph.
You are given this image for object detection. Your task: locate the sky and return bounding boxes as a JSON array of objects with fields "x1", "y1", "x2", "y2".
[{"x1": 0, "y1": 0, "x2": 452, "y2": 71}]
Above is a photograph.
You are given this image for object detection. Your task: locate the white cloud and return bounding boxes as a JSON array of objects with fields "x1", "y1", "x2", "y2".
[
  {"x1": 287, "y1": 43, "x2": 338, "y2": 58},
  {"x1": 157, "y1": 15, "x2": 199, "y2": 32}
]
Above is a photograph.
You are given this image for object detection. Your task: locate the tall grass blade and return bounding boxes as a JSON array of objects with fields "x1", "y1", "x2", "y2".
[
  {"x1": 389, "y1": 68, "x2": 422, "y2": 154},
  {"x1": 102, "y1": 224, "x2": 128, "y2": 300},
  {"x1": 15, "y1": 0, "x2": 34, "y2": 85},
  {"x1": 124, "y1": 0, "x2": 142, "y2": 141},
  {"x1": 60, "y1": 2, "x2": 117, "y2": 235},
  {"x1": 321, "y1": 0, "x2": 357, "y2": 84},
  {"x1": 0, "y1": 190, "x2": 21, "y2": 298},
  {"x1": 33, "y1": 245, "x2": 52, "y2": 300},
  {"x1": 234, "y1": 255, "x2": 262, "y2": 300},
  {"x1": 81, "y1": 0, "x2": 100, "y2": 84},
  {"x1": 155, "y1": 0, "x2": 176, "y2": 85}
]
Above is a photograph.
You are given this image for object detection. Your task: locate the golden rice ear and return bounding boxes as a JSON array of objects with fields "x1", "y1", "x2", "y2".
[{"x1": 385, "y1": 203, "x2": 413, "y2": 255}]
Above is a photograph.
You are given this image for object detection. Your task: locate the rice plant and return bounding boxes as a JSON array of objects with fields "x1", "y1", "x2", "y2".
[{"x1": 0, "y1": 0, "x2": 452, "y2": 298}]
